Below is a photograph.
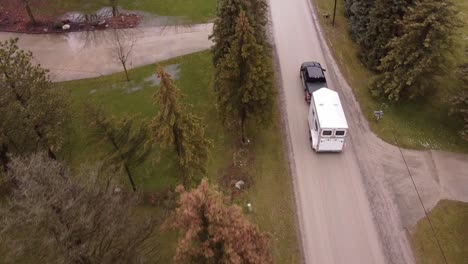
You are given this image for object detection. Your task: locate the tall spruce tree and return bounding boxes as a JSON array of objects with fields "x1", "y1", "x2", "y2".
[
  {"x1": 344, "y1": 0, "x2": 375, "y2": 45},
  {"x1": 370, "y1": 0, "x2": 462, "y2": 101},
  {"x1": 455, "y1": 46, "x2": 468, "y2": 86},
  {"x1": 0, "y1": 38, "x2": 68, "y2": 171},
  {"x1": 210, "y1": 0, "x2": 269, "y2": 73},
  {"x1": 360, "y1": 0, "x2": 413, "y2": 70},
  {"x1": 216, "y1": 10, "x2": 275, "y2": 143},
  {"x1": 450, "y1": 47, "x2": 468, "y2": 141},
  {"x1": 449, "y1": 91, "x2": 468, "y2": 141},
  {"x1": 151, "y1": 67, "x2": 211, "y2": 185}
]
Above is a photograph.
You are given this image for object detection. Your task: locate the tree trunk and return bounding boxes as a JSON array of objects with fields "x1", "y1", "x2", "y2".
[
  {"x1": 122, "y1": 62, "x2": 130, "y2": 82},
  {"x1": 123, "y1": 163, "x2": 137, "y2": 191},
  {"x1": 0, "y1": 144, "x2": 9, "y2": 173},
  {"x1": 110, "y1": 0, "x2": 118, "y2": 17},
  {"x1": 107, "y1": 136, "x2": 137, "y2": 192},
  {"x1": 173, "y1": 124, "x2": 183, "y2": 157},
  {"x1": 173, "y1": 124, "x2": 189, "y2": 185},
  {"x1": 240, "y1": 110, "x2": 247, "y2": 144},
  {"x1": 47, "y1": 145, "x2": 57, "y2": 160},
  {"x1": 112, "y1": 4, "x2": 118, "y2": 17},
  {"x1": 34, "y1": 124, "x2": 57, "y2": 160},
  {"x1": 23, "y1": 0, "x2": 37, "y2": 25}
]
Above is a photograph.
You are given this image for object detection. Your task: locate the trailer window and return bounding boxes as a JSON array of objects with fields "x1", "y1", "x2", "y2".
[
  {"x1": 335, "y1": 130, "x2": 346, "y2": 136},
  {"x1": 322, "y1": 130, "x2": 332, "y2": 136}
]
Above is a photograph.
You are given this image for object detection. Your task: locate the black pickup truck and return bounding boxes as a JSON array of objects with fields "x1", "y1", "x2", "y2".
[{"x1": 299, "y1": 62, "x2": 327, "y2": 103}]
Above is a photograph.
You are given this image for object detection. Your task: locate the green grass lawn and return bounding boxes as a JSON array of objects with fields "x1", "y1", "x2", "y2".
[
  {"x1": 312, "y1": 0, "x2": 468, "y2": 153},
  {"x1": 58, "y1": 50, "x2": 300, "y2": 263},
  {"x1": 410, "y1": 200, "x2": 468, "y2": 264},
  {"x1": 242, "y1": 114, "x2": 301, "y2": 263},
  {"x1": 43, "y1": 0, "x2": 216, "y2": 23}
]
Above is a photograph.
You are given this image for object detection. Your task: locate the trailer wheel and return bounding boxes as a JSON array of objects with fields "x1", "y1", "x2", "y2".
[{"x1": 309, "y1": 131, "x2": 314, "y2": 150}]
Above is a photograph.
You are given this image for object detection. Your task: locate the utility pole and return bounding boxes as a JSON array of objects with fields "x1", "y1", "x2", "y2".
[{"x1": 332, "y1": 0, "x2": 337, "y2": 26}]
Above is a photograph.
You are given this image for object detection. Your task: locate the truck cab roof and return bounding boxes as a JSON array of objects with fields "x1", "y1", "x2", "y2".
[{"x1": 302, "y1": 62, "x2": 326, "y2": 83}]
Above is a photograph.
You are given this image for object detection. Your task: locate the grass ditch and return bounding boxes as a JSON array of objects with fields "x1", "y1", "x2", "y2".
[
  {"x1": 57, "y1": 50, "x2": 300, "y2": 263},
  {"x1": 312, "y1": 0, "x2": 468, "y2": 153},
  {"x1": 410, "y1": 200, "x2": 468, "y2": 264}
]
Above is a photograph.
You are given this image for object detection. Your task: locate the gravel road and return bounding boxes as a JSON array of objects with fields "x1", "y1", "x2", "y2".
[{"x1": 269, "y1": 0, "x2": 411, "y2": 263}]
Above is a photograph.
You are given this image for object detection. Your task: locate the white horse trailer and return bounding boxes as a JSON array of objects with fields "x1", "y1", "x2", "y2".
[{"x1": 308, "y1": 88, "x2": 349, "y2": 152}]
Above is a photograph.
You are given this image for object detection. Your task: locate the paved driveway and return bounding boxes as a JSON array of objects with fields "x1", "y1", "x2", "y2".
[{"x1": 0, "y1": 23, "x2": 213, "y2": 81}]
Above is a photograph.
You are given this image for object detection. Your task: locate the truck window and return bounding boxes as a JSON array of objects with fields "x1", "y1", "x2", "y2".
[
  {"x1": 322, "y1": 130, "x2": 332, "y2": 136},
  {"x1": 314, "y1": 120, "x2": 318, "y2": 131},
  {"x1": 335, "y1": 130, "x2": 346, "y2": 136}
]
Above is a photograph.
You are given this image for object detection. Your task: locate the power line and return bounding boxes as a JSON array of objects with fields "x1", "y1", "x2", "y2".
[{"x1": 390, "y1": 128, "x2": 449, "y2": 264}]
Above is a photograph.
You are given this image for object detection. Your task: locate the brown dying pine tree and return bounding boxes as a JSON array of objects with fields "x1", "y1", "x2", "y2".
[{"x1": 168, "y1": 179, "x2": 272, "y2": 263}]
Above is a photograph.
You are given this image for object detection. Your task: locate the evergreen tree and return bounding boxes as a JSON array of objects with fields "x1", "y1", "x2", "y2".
[
  {"x1": 0, "y1": 38, "x2": 68, "y2": 171},
  {"x1": 450, "y1": 47, "x2": 468, "y2": 141},
  {"x1": 216, "y1": 10, "x2": 275, "y2": 143},
  {"x1": 169, "y1": 179, "x2": 272, "y2": 263},
  {"x1": 449, "y1": 91, "x2": 468, "y2": 141},
  {"x1": 344, "y1": 0, "x2": 375, "y2": 45},
  {"x1": 210, "y1": 0, "x2": 269, "y2": 71},
  {"x1": 370, "y1": 0, "x2": 462, "y2": 101},
  {"x1": 87, "y1": 106, "x2": 150, "y2": 191},
  {"x1": 151, "y1": 67, "x2": 211, "y2": 185},
  {"x1": 455, "y1": 47, "x2": 468, "y2": 86},
  {"x1": 360, "y1": 0, "x2": 413, "y2": 70}
]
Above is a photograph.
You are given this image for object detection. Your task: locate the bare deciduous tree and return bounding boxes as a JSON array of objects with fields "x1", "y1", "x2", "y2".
[
  {"x1": 112, "y1": 29, "x2": 135, "y2": 82},
  {"x1": 110, "y1": 0, "x2": 119, "y2": 17},
  {"x1": 21, "y1": 0, "x2": 36, "y2": 24},
  {"x1": 0, "y1": 154, "x2": 159, "y2": 264}
]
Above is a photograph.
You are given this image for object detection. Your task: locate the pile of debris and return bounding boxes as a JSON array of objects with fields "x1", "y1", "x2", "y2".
[{"x1": 0, "y1": 3, "x2": 140, "y2": 34}]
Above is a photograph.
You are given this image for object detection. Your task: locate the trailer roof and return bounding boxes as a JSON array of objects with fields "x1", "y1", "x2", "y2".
[{"x1": 312, "y1": 88, "x2": 349, "y2": 129}]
